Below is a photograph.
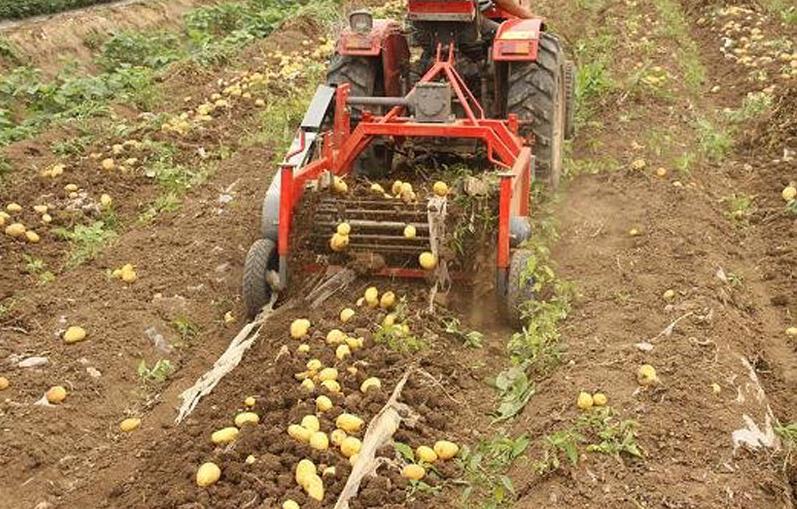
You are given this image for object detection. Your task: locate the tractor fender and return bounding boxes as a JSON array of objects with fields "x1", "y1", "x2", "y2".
[
  {"x1": 491, "y1": 18, "x2": 545, "y2": 62},
  {"x1": 260, "y1": 171, "x2": 281, "y2": 242},
  {"x1": 337, "y1": 20, "x2": 409, "y2": 97}
]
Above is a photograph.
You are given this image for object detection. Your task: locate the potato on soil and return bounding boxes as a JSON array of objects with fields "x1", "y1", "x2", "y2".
[
  {"x1": 360, "y1": 377, "x2": 381, "y2": 393},
  {"x1": 433, "y1": 440, "x2": 459, "y2": 460},
  {"x1": 196, "y1": 462, "x2": 221, "y2": 487},
  {"x1": 290, "y1": 319, "x2": 311, "y2": 339},
  {"x1": 340, "y1": 436, "x2": 362, "y2": 458},
  {"x1": 301, "y1": 415, "x2": 320, "y2": 432},
  {"x1": 326, "y1": 329, "x2": 345, "y2": 345},
  {"x1": 432, "y1": 181, "x2": 449, "y2": 196},
  {"x1": 283, "y1": 501, "x2": 300, "y2": 509},
  {"x1": 304, "y1": 474, "x2": 324, "y2": 501},
  {"x1": 244, "y1": 396, "x2": 256, "y2": 407},
  {"x1": 309, "y1": 431, "x2": 329, "y2": 450},
  {"x1": 245, "y1": 454, "x2": 256, "y2": 465},
  {"x1": 46, "y1": 385, "x2": 68, "y2": 404},
  {"x1": 63, "y1": 326, "x2": 87, "y2": 344},
  {"x1": 403, "y1": 224, "x2": 417, "y2": 239},
  {"x1": 402, "y1": 464, "x2": 426, "y2": 480},
  {"x1": 120, "y1": 418, "x2": 141, "y2": 432},
  {"x1": 5, "y1": 223, "x2": 26, "y2": 238},
  {"x1": 6, "y1": 203, "x2": 22, "y2": 213},
  {"x1": 295, "y1": 459, "x2": 316, "y2": 486},
  {"x1": 336, "y1": 344, "x2": 351, "y2": 360},
  {"x1": 318, "y1": 367, "x2": 338, "y2": 382},
  {"x1": 364, "y1": 287, "x2": 379, "y2": 307},
  {"x1": 783, "y1": 185, "x2": 796, "y2": 202},
  {"x1": 316, "y1": 395, "x2": 333, "y2": 412},
  {"x1": 0, "y1": 377, "x2": 9, "y2": 390},
  {"x1": 321, "y1": 379, "x2": 341, "y2": 393},
  {"x1": 379, "y1": 291, "x2": 396, "y2": 309},
  {"x1": 340, "y1": 308, "x2": 355, "y2": 323},
  {"x1": 593, "y1": 392, "x2": 608, "y2": 406},
  {"x1": 101, "y1": 158, "x2": 116, "y2": 171},
  {"x1": 787, "y1": 327, "x2": 797, "y2": 337},
  {"x1": 211, "y1": 427, "x2": 239, "y2": 444},
  {"x1": 288, "y1": 424, "x2": 312, "y2": 443},
  {"x1": 330, "y1": 429, "x2": 347, "y2": 446},
  {"x1": 416, "y1": 445, "x2": 437, "y2": 463},
  {"x1": 100, "y1": 194, "x2": 113, "y2": 207},
  {"x1": 637, "y1": 364, "x2": 659, "y2": 386},
  {"x1": 25, "y1": 230, "x2": 40, "y2": 243},
  {"x1": 577, "y1": 391, "x2": 594, "y2": 410},
  {"x1": 234, "y1": 411, "x2": 260, "y2": 427},
  {"x1": 336, "y1": 413, "x2": 364, "y2": 433},
  {"x1": 419, "y1": 251, "x2": 437, "y2": 270}
]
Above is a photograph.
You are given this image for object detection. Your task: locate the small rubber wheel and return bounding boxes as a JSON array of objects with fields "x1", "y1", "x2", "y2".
[
  {"x1": 505, "y1": 249, "x2": 536, "y2": 327},
  {"x1": 242, "y1": 238, "x2": 277, "y2": 318}
]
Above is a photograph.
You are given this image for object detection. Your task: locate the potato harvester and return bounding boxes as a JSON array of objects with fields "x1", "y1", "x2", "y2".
[{"x1": 242, "y1": 0, "x2": 574, "y2": 324}]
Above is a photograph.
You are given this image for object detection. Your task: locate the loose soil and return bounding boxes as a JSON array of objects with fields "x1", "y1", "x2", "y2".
[{"x1": 1, "y1": 0, "x2": 795, "y2": 508}]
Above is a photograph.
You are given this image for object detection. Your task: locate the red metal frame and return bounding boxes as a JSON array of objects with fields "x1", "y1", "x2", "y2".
[{"x1": 277, "y1": 43, "x2": 532, "y2": 282}]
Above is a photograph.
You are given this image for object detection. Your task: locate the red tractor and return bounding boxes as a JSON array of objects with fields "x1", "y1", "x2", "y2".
[{"x1": 242, "y1": 0, "x2": 575, "y2": 323}]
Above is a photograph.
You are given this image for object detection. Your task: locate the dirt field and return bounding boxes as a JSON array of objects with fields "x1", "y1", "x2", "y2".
[{"x1": 0, "y1": 0, "x2": 795, "y2": 508}]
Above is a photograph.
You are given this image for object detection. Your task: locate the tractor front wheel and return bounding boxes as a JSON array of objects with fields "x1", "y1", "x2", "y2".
[
  {"x1": 506, "y1": 32, "x2": 568, "y2": 190},
  {"x1": 242, "y1": 238, "x2": 278, "y2": 318}
]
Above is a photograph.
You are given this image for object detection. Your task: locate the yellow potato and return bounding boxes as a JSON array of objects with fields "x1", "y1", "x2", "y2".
[
  {"x1": 0, "y1": 377, "x2": 9, "y2": 390},
  {"x1": 295, "y1": 458, "x2": 316, "y2": 487},
  {"x1": 340, "y1": 308, "x2": 355, "y2": 323},
  {"x1": 360, "y1": 377, "x2": 381, "y2": 393},
  {"x1": 288, "y1": 424, "x2": 312, "y2": 443},
  {"x1": 245, "y1": 454, "x2": 256, "y2": 465},
  {"x1": 592, "y1": 393, "x2": 608, "y2": 406},
  {"x1": 301, "y1": 415, "x2": 320, "y2": 432},
  {"x1": 345, "y1": 335, "x2": 364, "y2": 350},
  {"x1": 326, "y1": 329, "x2": 346, "y2": 345},
  {"x1": 25, "y1": 230, "x2": 40, "y2": 243},
  {"x1": 637, "y1": 364, "x2": 659, "y2": 386},
  {"x1": 63, "y1": 326, "x2": 87, "y2": 344},
  {"x1": 101, "y1": 158, "x2": 116, "y2": 171},
  {"x1": 577, "y1": 391, "x2": 593, "y2": 410},
  {"x1": 64, "y1": 183, "x2": 78, "y2": 192},
  {"x1": 297, "y1": 343, "x2": 310, "y2": 353},
  {"x1": 370, "y1": 183, "x2": 385, "y2": 194},
  {"x1": 318, "y1": 368, "x2": 338, "y2": 382},
  {"x1": 402, "y1": 464, "x2": 425, "y2": 480},
  {"x1": 364, "y1": 287, "x2": 379, "y2": 306},
  {"x1": 321, "y1": 380, "x2": 341, "y2": 394},
  {"x1": 416, "y1": 445, "x2": 438, "y2": 463},
  {"x1": 282, "y1": 500, "x2": 300, "y2": 509},
  {"x1": 244, "y1": 396, "x2": 256, "y2": 407},
  {"x1": 6, "y1": 203, "x2": 22, "y2": 213},
  {"x1": 419, "y1": 252, "x2": 437, "y2": 270},
  {"x1": 46, "y1": 385, "x2": 68, "y2": 404},
  {"x1": 301, "y1": 378, "x2": 315, "y2": 392},
  {"x1": 196, "y1": 462, "x2": 221, "y2": 487},
  {"x1": 211, "y1": 426, "x2": 239, "y2": 444},
  {"x1": 433, "y1": 440, "x2": 459, "y2": 460},
  {"x1": 783, "y1": 185, "x2": 796, "y2": 202},
  {"x1": 336, "y1": 413, "x2": 364, "y2": 434},
  {"x1": 383, "y1": 313, "x2": 397, "y2": 327},
  {"x1": 335, "y1": 344, "x2": 351, "y2": 360},
  {"x1": 340, "y1": 436, "x2": 362, "y2": 458},
  {"x1": 316, "y1": 395, "x2": 333, "y2": 412},
  {"x1": 234, "y1": 411, "x2": 260, "y2": 427},
  {"x1": 41, "y1": 214, "x2": 52, "y2": 224},
  {"x1": 119, "y1": 418, "x2": 141, "y2": 432},
  {"x1": 33, "y1": 205, "x2": 48, "y2": 214},
  {"x1": 304, "y1": 473, "x2": 324, "y2": 501},
  {"x1": 379, "y1": 291, "x2": 396, "y2": 309},
  {"x1": 432, "y1": 181, "x2": 449, "y2": 196},
  {"x1": 391, "y1": 180, "x2": 404, "y2": 195},
  {"x1": 336, "y1": 223, "x2": 351, "y2": 236},
  {"x1": 290, "y1": 319, "x2": 311, "y2": 339},
  {"x1": 5, "y1": 223, "x2": 26, "y2": 238},
  {"x1": 403, "y1": 224, "x2": 416, "y2": 239},
  {"x1": 330, "y1": 233, "x2": 349, "y2": 252},
  {"x1": 309, "y1": 431, "x2": 329, "y2": 450},
  {"x1": 330, "y1": 428, "x2": 347, "y2": 446}
]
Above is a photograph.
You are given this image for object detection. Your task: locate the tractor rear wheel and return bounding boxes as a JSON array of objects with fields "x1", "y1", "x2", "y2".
[
  {"x1": 242, "y1": 238, "x2": 277, "y2": 318},
  {"x1": 504, "y1": 249, "x2": 535, "y2": 327},
  {"x1": 326, "y1": 54, "x2": 392, "y2": 176},
  {"x1": 506, "y1": 32, "x2": 567, "y2": 189},
  {"x1": 564, "y1": 60, "x2": 576, "y2": 140}
]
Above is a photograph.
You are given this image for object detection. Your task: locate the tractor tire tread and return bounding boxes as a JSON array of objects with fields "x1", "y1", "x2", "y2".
[{"x1": 243, "y1": 238, "x2": 276, "y2": 318}]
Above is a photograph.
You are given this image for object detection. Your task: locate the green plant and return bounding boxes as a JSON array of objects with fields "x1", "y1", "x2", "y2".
[
  {"x1": 98, "y1": 31, "x2": 182, "y2": 72},
  {"x1": 723, "y1": 193, "x2": 755, "y2": 222},
  {"x1": 460, "y1": 433, "x2": 530, "y2": 508},
  {"x1": 22, "y1": 255, "x2": 55, "y2": 284},
  {"x1": 652, "y1": 0, "x2": 705, "y2": 91},
  {"x1": 137, "y1": 359, "x2": 174, "y2": 383},
  {"x1": 492, "y1": 365, "x2": 535, "y2": 422},
  {"x1": 173, "y1": 316, "x2": 200, "y2": 341},
  {"x1": 442, "y1": 316, "x2": 484, "y2": 348},
  {"x1": 53, "y1": 218, "x2": 118, "y2": 267},
  {"x1": 373, "y1": 323, "x2": 426, "y2": 353},
  {"x1": 534, "y1": 428, "x2": 583, "y2": 474},
  {"x1": 138, "y1": 192, "x2": 182, "y2": 223},
  {"x1": 696, "y1": 117, "x2": 732, "y2": 161},
  {"x1": 725, "y1": 92, "x2": 773, "y2": 123}
]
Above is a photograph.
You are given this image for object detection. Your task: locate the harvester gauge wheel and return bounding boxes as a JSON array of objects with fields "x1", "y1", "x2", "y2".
[
  {"x1": 505, "y1": 249, "x2": 536, "y2": 327},
  {"x1": 243, "y1": 238, "x2": 277, "y2": 318},
  {"x1": 507, "y1": 32, "x2": 567, "y2": 190}
]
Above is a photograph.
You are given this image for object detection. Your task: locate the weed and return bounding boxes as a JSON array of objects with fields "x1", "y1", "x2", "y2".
[
  {"x1": 98, "y1": 31, "x2": 182, "y2": 72},
  {"x1": 723, "y1": 193, "x2": 755, "y2": 222},
  {"x1": 492, "y1": 365, "x2": 535, "y2": 423},
  {"x1": 786, "y1": 199, "x2": 797, "y2": 216},
  {"x1": 695, "y1": 117, "x2": 732, "y2": 161},
  {"x1": 761, "y1": 0, "x2": 797, "y2": 24},
  {"x1": 53, "y1": 218, "x2": 117, "y2": 267},
  {"x1": 674, "y1": 151, "x2": 696, "y2": 176},
  {"x1": 137, "y1": 359, "x2": 174, "y2": 383},
  {"x1": 565, "y1": 155, "x2": 621, "y2": 177},
  {"x1": 652, "y1": 0, "x2": 705, "y2": 92},
  {"x1": 22, "y1": 255, "x2": 55, "y2": 284},
  {"x1": 534, "y1": 428, "x2": 583, "y2": 474},
  {"x1": 138, "y1": 192, "x2": 182, "y2": 223},
  {"x1": 173, "y1": 316, "x2": 200, "y2": 341},
  {"x1": 373, "y1": 323, "x2": 426, "y2": 353},
  {"x1": 584, "y1": 414, "x2": 643, "y2": 458},
  {"x1": 460, "y1": 433, "x2": 530, "y2": 507},
  {"x1": 442, "y1": 316, "x2": 484, "y2": 348},
  {"x1": 775, "y1": 422, "x2": 797, "y2": 445},
  {"x1": 52, "y1": 134, "x2": 94, "y2": 157},
  {"x1": 725, "y1": 92, "x2": 773, "y2": 123}
]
